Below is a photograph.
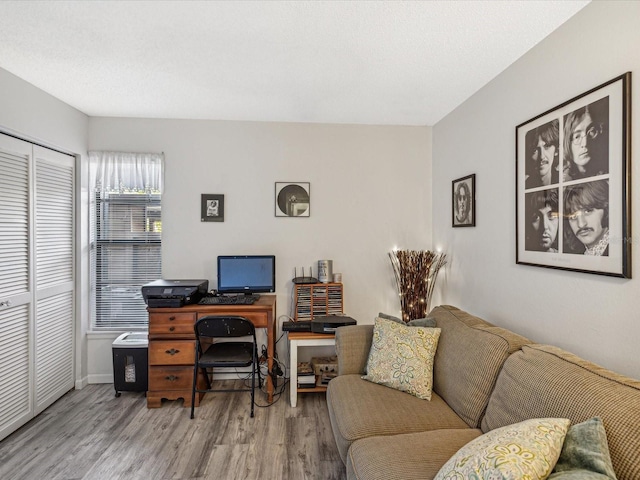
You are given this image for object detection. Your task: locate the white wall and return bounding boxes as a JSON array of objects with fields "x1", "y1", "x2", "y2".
[
  {"x1": 0, "y1": 67, "x2": 91, "y2": 387},
  {"x1": 433, "y1": 1, "x2": 640, "y2": 379},
  {"x1": 12, "y1": 0, "x2": 637, "y2": 385},
  {"x1": 88, "y1": 117, "x2": 432, "y2": 376}
]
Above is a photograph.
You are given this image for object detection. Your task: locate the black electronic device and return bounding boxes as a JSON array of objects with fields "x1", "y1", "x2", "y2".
[
  {"x1": 199, "y1": 295, "x2": 257, "y2": 305},
  {"x1": 217, "y1": 255, "x2": 276, "y2": 295},
  {"x1": 141, "y1": 279, "x2": 209, "y2": 308},
  {"x1": 147, "y1": 297, "x2": 184, "y2": 308},
  {"x1": 311, "y1": 315, "x2": 357, "y2": 334},
  {"x1": 282, "y1": 321, "x2": 312, "y2": 332},
  {"x1": 292, "y1": 266, "x2": 318, "y2": 284}
]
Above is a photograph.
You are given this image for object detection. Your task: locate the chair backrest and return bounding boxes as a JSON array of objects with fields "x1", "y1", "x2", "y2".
[{"x1": 195, "y1": 315, "x2": 255, "y2": 339}]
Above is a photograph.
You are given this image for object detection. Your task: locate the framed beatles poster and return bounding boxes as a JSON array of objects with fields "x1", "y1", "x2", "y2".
[{"x1": 516, "y1": 72, "x2": 631, "y2": 278}]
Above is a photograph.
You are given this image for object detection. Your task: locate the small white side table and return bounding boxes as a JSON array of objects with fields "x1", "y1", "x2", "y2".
[{"x1": 288, "y1": 331, "x2": 336, "y2": 407}]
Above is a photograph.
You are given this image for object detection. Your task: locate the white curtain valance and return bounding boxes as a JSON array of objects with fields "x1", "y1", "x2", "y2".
[{"x1": 90, "y1": 150, "x2": 164, "y2": 194}]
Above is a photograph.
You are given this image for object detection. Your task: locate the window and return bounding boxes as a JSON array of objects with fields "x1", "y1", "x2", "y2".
[{"x1": 90, "y1": 152, "x2": 164, "y2": 330}]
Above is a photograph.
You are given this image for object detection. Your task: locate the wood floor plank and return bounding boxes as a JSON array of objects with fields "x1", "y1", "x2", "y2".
[
  {"x1": 0, "y1": 382, "x2": 345, "y2": 480},
  {"x1": 247, "y1": 440, "x2": 288, "y2": 480}
]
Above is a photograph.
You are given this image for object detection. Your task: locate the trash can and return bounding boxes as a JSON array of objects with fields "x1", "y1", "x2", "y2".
[{"x1": 112, "y1": 332, "x2": 148, "y2": 397}]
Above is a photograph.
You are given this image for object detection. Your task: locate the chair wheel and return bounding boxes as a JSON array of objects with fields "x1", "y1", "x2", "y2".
[{"x1": 115, "y1": 391, "x2": 121, "y2": 397}]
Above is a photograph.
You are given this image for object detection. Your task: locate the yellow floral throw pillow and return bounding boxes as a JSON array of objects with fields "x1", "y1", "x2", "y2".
[
  {"x1": 362, "y1": 317, "x2": 441, "y2": 400},
  {"x1": 434, "y1": 418, "x2": 571, "y2": 480}
]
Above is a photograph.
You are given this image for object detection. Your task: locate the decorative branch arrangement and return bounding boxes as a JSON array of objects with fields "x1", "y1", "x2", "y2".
[{"x1": 389, "y1": 250, "x2": 448, "y2": 322}]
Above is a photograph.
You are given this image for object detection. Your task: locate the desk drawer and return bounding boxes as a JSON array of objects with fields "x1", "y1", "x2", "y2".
[
  {"x1": 149, "y1": 340, "x2": 195, "y2": 365},
  {"x1": 149, "y1": 312, "x2": 196, "y2": 335},
  {"x1": 149, "y1": 366, "x2": 194, "y2": 390}
]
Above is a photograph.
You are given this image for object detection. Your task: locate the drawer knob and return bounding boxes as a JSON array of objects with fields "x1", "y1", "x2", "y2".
[
  {"x1": 165, "y1": 348, "x2": 180, "y2": 355},
  {"x1": 165, "y1": 375, "x2": 178, "y2": 382},
  {"x1": 169, "y1": 316, "x2": 176, "y2": 321},
  {"x1": 169, "y1": 326, "x2": 175, "y2": 332}
]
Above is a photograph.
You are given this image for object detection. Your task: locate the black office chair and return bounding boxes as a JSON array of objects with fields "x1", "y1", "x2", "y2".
[{"x1": 190, "y1": 315, "x2": 261, "y2": 419}]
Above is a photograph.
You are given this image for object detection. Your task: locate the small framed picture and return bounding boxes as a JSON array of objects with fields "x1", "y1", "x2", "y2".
[
  {"x1": 275, "y1": 182, "x2": 310, "y2": 217},
  {"x1": 201, "y1": 194, "x2": 224, "y2": 222},
  {"x1": 452, "y1": 174, "x2": 476, "y2": 227}
]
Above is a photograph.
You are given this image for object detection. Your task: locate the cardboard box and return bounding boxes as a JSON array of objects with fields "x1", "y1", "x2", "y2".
[{"x1": 311, "y1": 355, "x2": 338, "y2": 376}]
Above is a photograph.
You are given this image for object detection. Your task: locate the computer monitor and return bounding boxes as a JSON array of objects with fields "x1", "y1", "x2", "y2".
[{"x1": 217, "y1": 255, "x2": 276, "y2": 295}]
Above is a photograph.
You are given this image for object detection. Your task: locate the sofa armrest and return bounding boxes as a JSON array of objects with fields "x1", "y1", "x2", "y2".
[{"x1": 335, "y1": 324, "x2": 374, "y2": 375}]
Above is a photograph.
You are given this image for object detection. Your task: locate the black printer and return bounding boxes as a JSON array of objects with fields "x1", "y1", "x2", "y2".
[{"x1": 141, "y1": 279, "x2": 209, "y2": 308}]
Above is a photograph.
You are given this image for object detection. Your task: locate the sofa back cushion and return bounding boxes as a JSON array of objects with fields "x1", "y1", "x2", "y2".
[
  {"x1": 482, "y1": 344, "x2": 640, "y2": 480},
  {"x1": 430, "y1": 305, "x2": 530, "y2": 428},
  {"x1": 336, "y1": 325, "x2": 374, "y2": 375}
]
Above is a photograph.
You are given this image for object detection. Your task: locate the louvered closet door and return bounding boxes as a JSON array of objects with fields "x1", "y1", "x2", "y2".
[
  {"x1": 0, "y1": 134, "x2": 75, "y2": 441},
  {"x1": 34, "y1": 145, "x2": 75, "y2": 413},
  {"x1": 0, "y1": 134, "x2": 33, "y2": 440}
]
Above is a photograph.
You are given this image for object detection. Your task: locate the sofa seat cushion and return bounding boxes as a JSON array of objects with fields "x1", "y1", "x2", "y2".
[
  {"x1": 327, "y1": 374, "x2": 470, "y2": 463},
  {"x1": 346, "y1": 428, "x2": 482, "y2": 480},
  {"x1": 482, "y1": 344, "x2": 640, "y2": 480}
]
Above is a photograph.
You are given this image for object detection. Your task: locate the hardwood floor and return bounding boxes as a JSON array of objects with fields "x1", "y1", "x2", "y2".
[{"x1": 0, "y1": 381, "x2": 346, "y2": 480}]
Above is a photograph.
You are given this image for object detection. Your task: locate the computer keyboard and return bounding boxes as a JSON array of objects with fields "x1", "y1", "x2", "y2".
[{"x1": 198, "y1": 295, "x2": 258, "y2": 305}]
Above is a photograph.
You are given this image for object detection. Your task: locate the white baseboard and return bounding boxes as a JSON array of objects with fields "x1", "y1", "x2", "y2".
[
  {"x1": 88, "y1": 373, "x2": 114, "y2": 384},
  {"x1": 75, "y1": 376, "x2": 89, "y2": 390}
]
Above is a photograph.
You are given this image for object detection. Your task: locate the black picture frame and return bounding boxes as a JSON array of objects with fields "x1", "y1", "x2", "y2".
[
  {"x1": 275, "y1": 182, "x2": 310, "y2": 217},
  {"x1": 516, "y1": 72, "x2": 631, "y2": 278},
  {"x1": 452, "y1": 174, "x2": 476, "y2": 227},
  {"x1": 201, "y1": 194, "x2": 224, "y2": 222}
]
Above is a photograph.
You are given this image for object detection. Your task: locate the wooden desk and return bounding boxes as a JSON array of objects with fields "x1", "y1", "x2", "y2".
[
  {"x1": 288, "y1": 331, "x2": 336, "y2": 407},
  {"x1": 147, "y1": 295, "x2": 277, "y2": 408}
]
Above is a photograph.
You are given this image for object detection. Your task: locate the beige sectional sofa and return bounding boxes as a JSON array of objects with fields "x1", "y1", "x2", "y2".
[{"x1": 326, "y1": 305, "x2": 640, "y2": 480}]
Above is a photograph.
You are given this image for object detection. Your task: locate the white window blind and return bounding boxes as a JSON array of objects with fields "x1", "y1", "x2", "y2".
[{"x1": 90, "y1": 151, "x2": 163, "y2": 330}]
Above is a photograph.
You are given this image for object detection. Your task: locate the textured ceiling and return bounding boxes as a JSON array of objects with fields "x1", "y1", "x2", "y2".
[{"x1": 0, "y1": 1, "x2": 589, "y2": 126}]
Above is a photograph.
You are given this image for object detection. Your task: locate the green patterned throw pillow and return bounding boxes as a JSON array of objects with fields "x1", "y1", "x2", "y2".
[
  {"x1": 377, "y1": 312, "x2": 437, "y2": 327},
  {"x1": 407, "y1": 316, "x2": 436, "y2": 327},
  {"x1": 434, "y1": 417, "x2": 570, "y2": 480},
  {"x1": 362, "y1": 317, "x2": 440, "y2": 400},
  {"x1": 377, "y1": 312, "x2": 403, "y2": 322},
  {"x1": 548, "y1": 417, "x2": 617, "y2": 479}
]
